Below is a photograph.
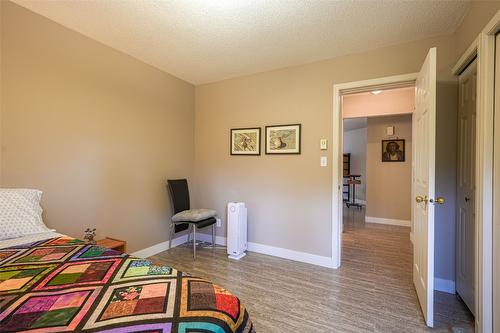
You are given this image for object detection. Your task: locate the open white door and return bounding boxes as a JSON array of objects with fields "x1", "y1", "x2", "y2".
[{"x1": 413, "y1": 47, "x2": 437, "y2": 327}]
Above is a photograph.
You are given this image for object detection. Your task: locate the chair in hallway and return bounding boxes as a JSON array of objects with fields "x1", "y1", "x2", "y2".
[
  {"x1": 166, "y1": 179, "x2": 217, "y2": 259},
  {"x1": 345, "y1": 174, "x2": 363, "y2": 209}
]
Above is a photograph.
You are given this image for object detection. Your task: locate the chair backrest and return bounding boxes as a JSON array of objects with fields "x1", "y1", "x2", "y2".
[{"x1": 167, "y1": 179, "x2": 190, "y2": 214}]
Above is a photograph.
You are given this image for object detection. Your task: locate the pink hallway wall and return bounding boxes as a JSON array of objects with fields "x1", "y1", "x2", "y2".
[{"x1": 342, "y1": 87, "x2": 415, "y2": 119}]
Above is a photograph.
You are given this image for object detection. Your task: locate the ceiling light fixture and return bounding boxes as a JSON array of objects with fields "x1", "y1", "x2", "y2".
[{"x1": 371, "y1": 90, "x2": 382, "y2": 95}]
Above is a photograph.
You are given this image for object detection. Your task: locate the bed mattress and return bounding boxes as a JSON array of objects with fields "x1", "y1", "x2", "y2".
[{"x1": 0, "y1": 234, "x2": 254, "y2": 333}]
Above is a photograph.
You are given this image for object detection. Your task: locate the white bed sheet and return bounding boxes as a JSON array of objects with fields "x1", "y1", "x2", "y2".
[{"x1": 0, "y1": 230, "x2": 62, "y2": 249}]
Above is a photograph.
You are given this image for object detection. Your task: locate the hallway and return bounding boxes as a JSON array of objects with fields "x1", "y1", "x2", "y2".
[{"x1": 343, "y1": 206, "x2": 474, "y2": 332}]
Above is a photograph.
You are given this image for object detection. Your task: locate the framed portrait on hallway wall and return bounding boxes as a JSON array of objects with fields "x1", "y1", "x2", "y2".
[{"x1": 382, "y1": 139, "x2": 405, "y2": 162}]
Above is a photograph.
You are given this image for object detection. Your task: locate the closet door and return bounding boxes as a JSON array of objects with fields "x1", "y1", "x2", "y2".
[{"x1": 456, "y1": 58, "x2": 477, "y2": 315}]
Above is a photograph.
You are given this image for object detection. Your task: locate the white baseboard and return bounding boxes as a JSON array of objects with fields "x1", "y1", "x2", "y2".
[
  {"x1": 365, "y1": 216, "x2": 411, "y2": 227},
  {"x1": 410, "y1": 231, "x2": 414, "y2": 244},
  {"x1": 195, "y1": 233, "x2": 227, "y2": 246},
  {"x1": 151, "y1": 232, "x2": 335, "y2": 269},
  {"x1": 131, "y1": 234, "x2": 188, "y2": 258},
  {"x1": 248, "y1": 241, "x2": 334, "y2": 268},
  {"x1": 434, "y1": 278, "x2": 456, "y2": 294}
]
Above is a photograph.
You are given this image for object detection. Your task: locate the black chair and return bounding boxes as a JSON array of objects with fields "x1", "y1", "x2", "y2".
[{"x1": 167, "y1": 179, "x2": 216, "y2": 259}]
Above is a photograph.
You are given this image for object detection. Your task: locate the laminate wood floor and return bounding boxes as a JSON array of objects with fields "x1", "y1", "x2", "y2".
[{"x1": 150, "y1": 207, "x2": 474, "y2": 332}]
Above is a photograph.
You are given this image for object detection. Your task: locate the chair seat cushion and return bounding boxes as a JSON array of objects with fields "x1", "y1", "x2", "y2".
[
  {"x1": 172, "y1": 209, "x2": 217, "y2": 222},
  {"x1": 195, "y1": 217, "x2": 216, "y2": 229}
]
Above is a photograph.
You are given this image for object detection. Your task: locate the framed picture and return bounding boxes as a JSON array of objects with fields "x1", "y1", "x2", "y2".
[
  {"x1": 382, "y1": 139, "x2": 405, "y2": 162},
  {"x1": 265, "y1": 124, "x2": 301, "y2": 154},
  {"x1": 230, "y1": 127, "x2": 261, "y2": 155}
]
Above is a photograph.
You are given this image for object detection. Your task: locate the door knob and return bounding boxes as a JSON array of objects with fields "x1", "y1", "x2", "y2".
[
  {"x1": 430, "y1": 197, "x2": 445, "y2": 205},
  {"x1": 465, "y1": 197, "x2": 471, "y2": 202},
  {"x1": 415, "y1": 195, "x2": 428, "y2": 203}
]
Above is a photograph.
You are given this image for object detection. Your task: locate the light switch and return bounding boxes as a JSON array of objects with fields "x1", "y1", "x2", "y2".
[
  {"x1": 320, "y1": 156, "x2": 328, "y2": 167},
  {"x1": 320, "y1": 139, "x2": 328, "y2": 150}
]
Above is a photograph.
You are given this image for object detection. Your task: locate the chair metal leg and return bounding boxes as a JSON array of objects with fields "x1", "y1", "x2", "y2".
[
  {"x1": 187, "y1": 224, "x2": 191, "y2": 243},
  {"x1": 193, "y1": 225, "x2": 196, "y2": 259},
  {"x1": 212, "y1": 224, "x2": 216, "y2": 249},
  {"x1": 168, "y1": 223, "x2": 175, "y2": 250}
]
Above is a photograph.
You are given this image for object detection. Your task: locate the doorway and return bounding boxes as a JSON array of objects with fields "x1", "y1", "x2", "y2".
[
  {"x1": 331, "y1": 73, "x2": 418, "y2": 270},
  {"x1": 332, "y1": 46, "x2": 480, "y2": 329},
  {"x1": 337, "y1": 78, "x2": 475, "y2": 330},
  {"x1": 342, "y1": 87, "x2": 414, "y2": 229}
]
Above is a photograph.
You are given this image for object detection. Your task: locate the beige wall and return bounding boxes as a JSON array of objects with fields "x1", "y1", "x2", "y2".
[
  {"x1": 365, "y1": 115, "x2": 412, "y2": 221},
  {"x1": 454, "y1": 1, "x2": 500, "y2": 59},
  {"x1": 195, "y1": 0, "x2": 497, "y2": 259},
  {"x1": 0, "y1": 1, "x2": 195, "y2": 252},
  {"x1": 434, "y1": 82, "x2": 458, "y2": 282},
  {"x1": 342, "y1": 87, "x2": 415, "y2": 119},
  {"x1": 195, "y1": 35, "x2": 456, "y2": 257},
  {"x1": 0, "y1": 1, "x2": 3, "y2": 182}
]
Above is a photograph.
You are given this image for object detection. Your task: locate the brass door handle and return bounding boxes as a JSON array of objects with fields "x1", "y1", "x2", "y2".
[
  {"x1": 430, "y1": 197, "x2": 445, "y2": 205},
  {"x1": 415, "y1": 195, "x2": 428, "y2": 203}
]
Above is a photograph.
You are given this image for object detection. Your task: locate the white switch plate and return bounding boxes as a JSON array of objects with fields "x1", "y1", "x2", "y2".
[
  {"x1": 216, "y1": 218, "x2": 222, "y2": 228},
  {"x1": 320, "y1": 139, "x2": 328, "y2": 150},
  {"x1": 320, "y1": 156, "x2": 328, "y2": 167}
]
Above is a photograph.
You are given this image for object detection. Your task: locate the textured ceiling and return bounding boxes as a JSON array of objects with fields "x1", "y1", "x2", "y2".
[{"x1": 12, "y1": 0, "x2": 470, "y2": 84}]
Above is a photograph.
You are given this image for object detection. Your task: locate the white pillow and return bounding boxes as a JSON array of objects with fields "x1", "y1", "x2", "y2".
[
  {"x1": 0, "y1": 189, "x2": 49, "y2": 240},
  {"x1": 172, "y1": 209, "x2": 217, "y2": 222}
]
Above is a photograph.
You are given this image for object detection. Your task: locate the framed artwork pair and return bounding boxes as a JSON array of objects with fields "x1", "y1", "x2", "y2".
[{"x1": 230, "y1": 124, "x2": 301, "y2": 155}]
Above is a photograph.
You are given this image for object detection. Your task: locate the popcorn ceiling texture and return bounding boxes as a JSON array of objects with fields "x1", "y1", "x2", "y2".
[{"x1": 12, "y1": 0, "x2": 470, "y2": 84}]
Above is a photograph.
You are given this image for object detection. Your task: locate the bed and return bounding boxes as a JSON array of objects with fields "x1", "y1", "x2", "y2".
[{"x1": 0, "y1": 231, "x2": 254, "y2": 333}]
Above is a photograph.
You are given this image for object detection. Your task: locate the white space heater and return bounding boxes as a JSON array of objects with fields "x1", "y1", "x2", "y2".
[{"x1": 227, "y1": 202, "x2": 247, "y2": 260}]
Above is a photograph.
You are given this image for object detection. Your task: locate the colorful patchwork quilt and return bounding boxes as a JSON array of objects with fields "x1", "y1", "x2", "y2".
[{"x1": 0, "y1": 236, "x2": 254, "y2": 333}]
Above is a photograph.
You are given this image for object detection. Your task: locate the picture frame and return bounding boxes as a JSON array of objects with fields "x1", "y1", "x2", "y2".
[
  {"x1": 265, "y1": 124, "x2": 301, "y2": 154},
  {"x1": 381, "y1": 139, "x2": 405, "y2": 162},
  {"x1": 230, "y1": 127, "x2": 261, "y2": 155}
]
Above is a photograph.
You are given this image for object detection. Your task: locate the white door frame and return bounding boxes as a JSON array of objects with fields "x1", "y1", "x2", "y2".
[
  {"x1": 494, "y1": 33, "x2": 500, "y2": 333},
  {"x1": 331, "y1": 73, "x2": 417, "y2": 269},
  {"x1": 451, "y1": 10, "x2": 500, "y2": 333}
]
